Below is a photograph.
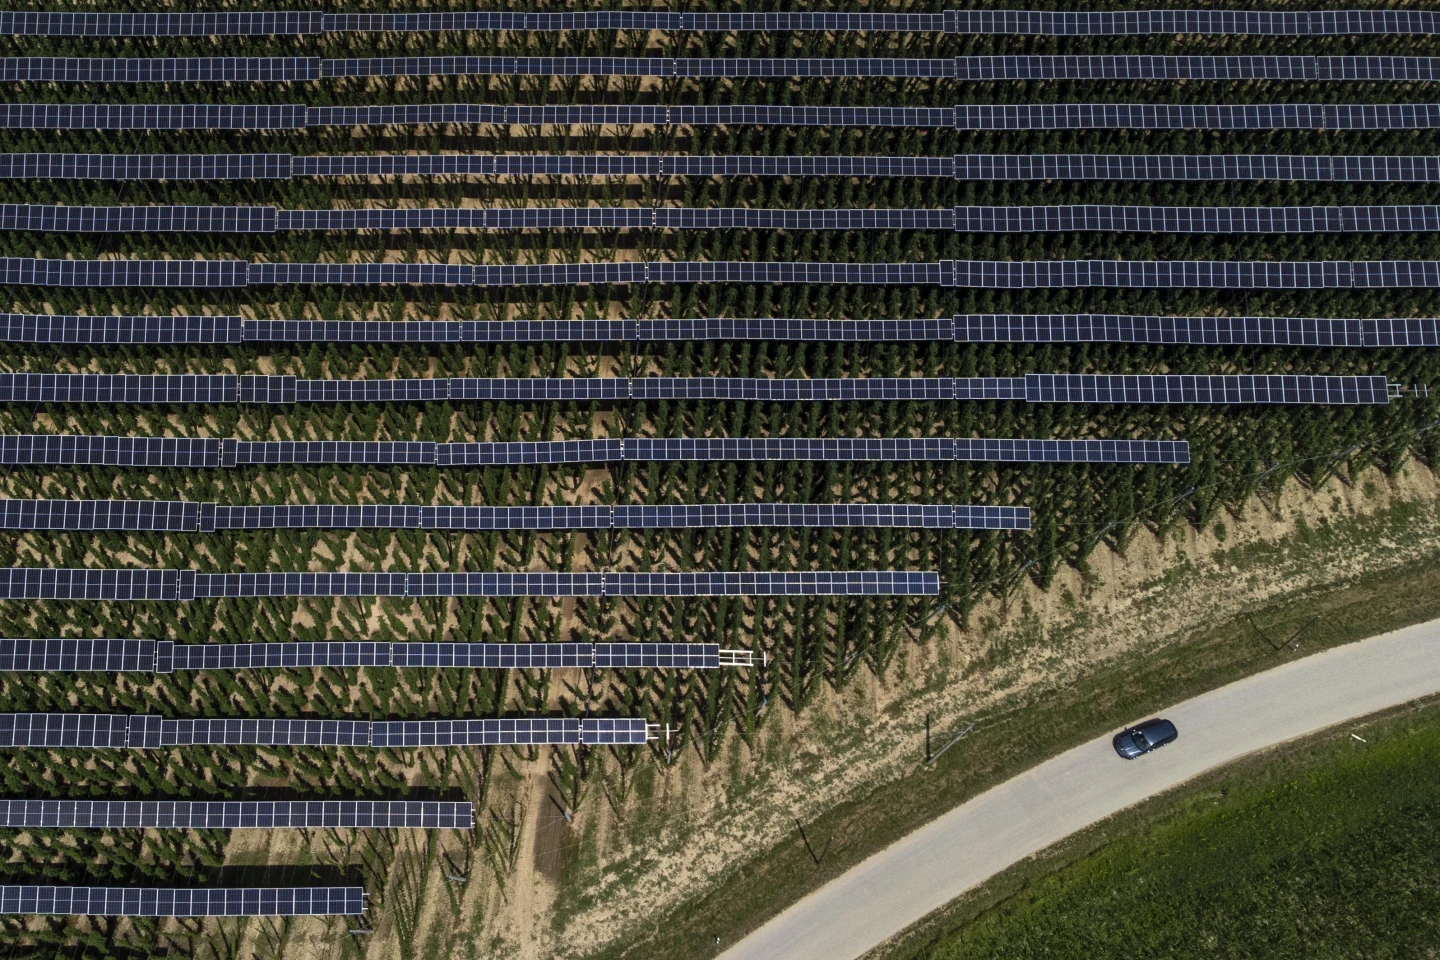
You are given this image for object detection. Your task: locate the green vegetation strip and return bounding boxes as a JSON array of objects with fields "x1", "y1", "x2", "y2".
[
  {"x1": 592, "y1": 498, "x2": 1440, "y2": 959},
  {"x1": 880, "y1": 694, "x2": 1440, "y2": 960}
]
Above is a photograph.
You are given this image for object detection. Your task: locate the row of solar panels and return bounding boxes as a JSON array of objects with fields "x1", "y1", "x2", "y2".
[
  {"x1": 0, "y1": 799, "x2": 470, "y2": 829},
  {"x1": 0, "y1": 569, "x2": 943, "y2": 600},
  {"x1": 0, "y1": 638, "x2": 732, "y2": 672},
  {"x1": 3, "y1": 10, "x2": 1435, "y2": 36},
  {"x1": 9, "y1": 103, "x2": 1440, "y2": 131},
  {"x1": 0, "y1": 500, "x2": 1030, "y2": 532},
  {"x1": 0, "y1": 886, "x2": 365, "y2": 917},
  {"x1": 19, "y1": 204, "x2": 1440, "y2": 235},
  {"x1": 9, "y1": 55, "x2": 1440, "y2": 82},
  {"x1": 7, "y1": 258, "x2": 1440, "y2": 289},
  {"x1": 0, "y1": 375, "x2": 1391, "y2": 406},
  {"x1": 7, "y1": 153, "x2": 1440, "y2": 183},
  {"x1": 0, "y1": 713, "x2": 653, "y2": 746},
  {"x1": 3, "y1": 314, "x2": 1435, "y2": 347},
  {"x1": 0, "y1": 435, "x2": 1189, "y2": 467}
]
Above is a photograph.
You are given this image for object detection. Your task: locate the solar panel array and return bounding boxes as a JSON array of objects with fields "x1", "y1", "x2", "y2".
[
  {"x1": 0, "y1": 568, "x2": 941, "y2": 599},
  {"x1": 0, "y1": 314, "x2": 1429, "y2": 347},
  {"x1": 0, "y1": 799, "x2": 472, "y2": 829},
  {"x1": 0, "y1": 499, "x2": 1030, "y2": 532},
  {"x1": 953, "y1": 154, "x2": 1440, "y2": 182},
  {"x1": 4, "y1": 10, "x2": 1437, "y2": 36},
  {"x1": 956, "y1": 314, "x2": 1440, "y2": 348},
  {"x1": 166, "y1": 641, "x2": 723, "y2": 671},
  {"x1": 9, "y1": 154, "x2": 1440, "y2": 184},
  {"x1": 2, "y1": 258, "x2": 1439, "y2": 289},
  {"x1": 0, "y1": 435, "x2": 1186, "y2": 468},
  {"x1": 1025, "y1": 374, "x2": 1391, "y2": 405},
  {"x1": 17, "y1": 203, "x2": 1440, "y2": 236},
  {"x1": 0, "y1": 713, "x2": 651, "y2": 747},
  {"x1": 10, "y1": 56, "x2": 1440, "y2": 82},
  {"x1": 10, "y1": 103, "x2": 1440, "y2": 132},
  {"x1": 0, "y1": 886, "x2": 364, "y2": 917}
]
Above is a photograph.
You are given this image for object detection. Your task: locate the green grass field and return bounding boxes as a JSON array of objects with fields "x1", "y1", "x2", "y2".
[{"x1": 885, "y1": 697, "x2": 1440, "y2": 960}]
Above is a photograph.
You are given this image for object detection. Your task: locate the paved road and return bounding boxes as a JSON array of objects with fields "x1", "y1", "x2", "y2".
[{"x1": 720, "y1": 619, "x2": 1440, "y2": 960}]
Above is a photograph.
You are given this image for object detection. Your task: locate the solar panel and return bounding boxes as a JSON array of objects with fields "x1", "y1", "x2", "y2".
[
  {"x1": 292, "y1": 154, "x2": 954, "y2": 179},
  {"x1": 0, "y1": 374, "x2": 238, "y2": 404},
  {"x1": 0, "y1": 714, "x2": 130, "y2": 748},
  {"x1": 950, "y1": 205, "x2": 1440, "y2": 234},
  {"x1": 0, "y1": 154, "x2": 292, "y2": 181},
  {"x1": 944, "y1": 9, "x2": 1440, "y2": 35},
  {"x1": 0, "y1": 638, "x2": 158, "y2": 672},
  {"x1": 0, "y1": 104, "x2": 306, "y2": 130},
  {"x1": 610, "y1": 504, "x2": 1027, "y2": 529},
  {"x1": 952, "y1": 154, "x2": 1440, "y2": 183},
  {"x1": 436, "y1": 440, "x2": 625, "y2": 466},
  {"x1": 0, "y1": 12, "x2": 324, "y2": 36},
  {"x1": 322, "y1": 12, "x2": 946, "y2": 33},
  {"x1": 0, "y1": 314, "x2": 243, "y2": 343},
  {"x1": 0, "y1": 569, "x2": 182, "y2": 601},
  {"x1": 370, "y1": 718, "x2": 583, "y2": 747},
  {"x1": 228, "y1": 441, "x2": 437, "y2": 465},
  {"x1": 159, "y1": 718, "x2": 371, "y2": 747},
  {"x1": 592, "y1": 643, "x2": 721, "y2": 669},
  {"x1": 623, "y1": 438, "x2": 957, "y2": 461},
  {"x1": 0, "y1": 499, "x2": 198, "y2": 532},
  {"x1": 580, "y1": 718, "x2": 651, "y2": 745},
  {"x1": 955, "y1": 314, "x2": 1440, "y2": 346},
  {"x1": 945, "y1": 260, "x2": 1440, "y2": 289},
  {"x1": 0, "y1": 886, "x2": 364, "y2": 917},
  {"x1": 389, "y1": 642, "x2": 594, "y2": 668},
  {"x1": 0, "y1": 799, "x2": 471, "y2": 830},
  {"x1": 420, "y1": 506, "x2": 612, "y2": 530},
  {"x1": 629, "y1": 377, "x2": 955, "y2": 400},
  {"x1": 187, "y1": 572, "x2": 609, "y2": 598},
  {"x1": 168, "y1": 641, "x2": 392, "y2": 670},
  {"x1": 951, "y1": 104, "x2": 1440, "y2": 131},
  {"x1": 1025, "y1": 374, "x2": 1392, "y2": 405},
  {"x1": 245, "y1": 320, "x2": 464, "y2": 342},
  {"x1": 317, "y1": 56, "x2": 956, "y2": 80},
  {"x1": 0, "y1": 258, "x2": 248, "y2": 287},
  {"x1": 0, "y1": 205, "x2": 276, "y2": 234},
  {"x1": 637, "y1": 319, "x2": 954, "y2": 341},
  {"x1": 600, "y1": 572, "x2": 940, "y2": 596},
  {"x1": 305, "y1": 104, "x2": 956, "y2": 129},
  {"x1": 952, "y1": 439, "x2": 1190, "y2": 463},
  {"x1": 210, "y1": 504, "x2": 422, "y2": 529},
  {"x1": 0, "y1": 57, "x2": 320, "y2": 83},
  {"x1": 0, "y1": 435, "x2": 221, "y2": 468}
]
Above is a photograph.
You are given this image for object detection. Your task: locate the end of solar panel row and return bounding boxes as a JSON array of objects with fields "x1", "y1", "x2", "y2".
[
  {"x1": 592, "y1": 643, "x2": 723, "y2": 669},
  {"x1": 370, "y1": 718, "x2": 586, "y2": 747},
  {"x1": 0, "y1": 314, "x2": 243, "y2": 344},
  {"x1": 956, "y1": 313, "x2": 1440, "y2": 347},
  {"x1": 0, "y1": 12, "x2": 324, "y2": 36},
  {"x1": 951, "y1": 104, "x2": 1440, "y2": 131},
  {"x1": 943, "y1": 9, "x2": 1440, "y2": 35},
  {"x1": 0, "y1": 799, "x2": 471, "y2": 830},
  {"x1": 954, "y1": 154, "x2": 1440, "y2": 184},
  {"x1": 1025, "y1": 374, "x2": 1392, "y2": 405},
  {"x1": 0, "y1": 886, "x2": 364, "y2": 918},
  {"x1": 600, "y1": 571, "x2": 940, "y2": 596}
]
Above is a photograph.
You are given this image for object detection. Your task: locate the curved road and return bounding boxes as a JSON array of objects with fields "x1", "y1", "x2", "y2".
[{"x1": 720, "y1": 618, "x2": 1440, "y2": 960}]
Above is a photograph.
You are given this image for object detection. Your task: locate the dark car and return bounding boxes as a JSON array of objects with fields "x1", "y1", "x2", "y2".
[{"x1": 1113, "y1": 718, "x2": 1179, "y2": 759}]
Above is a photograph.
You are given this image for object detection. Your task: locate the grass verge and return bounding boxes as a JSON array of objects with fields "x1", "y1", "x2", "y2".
[
  {"x1": 586, "y1": 500, "x2": 1440, "y2": 960},
  {"x1": 875, "y1": 694, "x2": 1440, "y2": 960}
]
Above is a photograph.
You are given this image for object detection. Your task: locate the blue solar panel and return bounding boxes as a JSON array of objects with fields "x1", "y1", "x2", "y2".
[
  {"x1": 956, "y1": 314, "x2": 1440, "y2": 347},
  {"x1": 0, "y1": 154, "x2": 291, "y2": 181},
  {"x1": 0, "y1": 886, "x2": 364, "y2": 917},
  {"x1": 1025, "y1": 374, "x2": 1391, "y2": 405},
  {"x1": 0, "y1": 499, "x2": 198, "y2": 532},
  {"x1": 0, "y1": 104, "x2": 306, "y2": 130},
  {"x1": 0, "y1": 314, "x2": 242, "y2": 343},
  {"x1": 0, "y1": 12, "x2": 324, "y2": 36},
  {"x1": 0, "y1": 799, "x2": 471, "y2": 829}
]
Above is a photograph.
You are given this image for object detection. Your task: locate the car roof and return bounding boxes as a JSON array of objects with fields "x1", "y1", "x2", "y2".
[{"x1": 1138, "y1": 718, "x2": 1177, "y2": 740}]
